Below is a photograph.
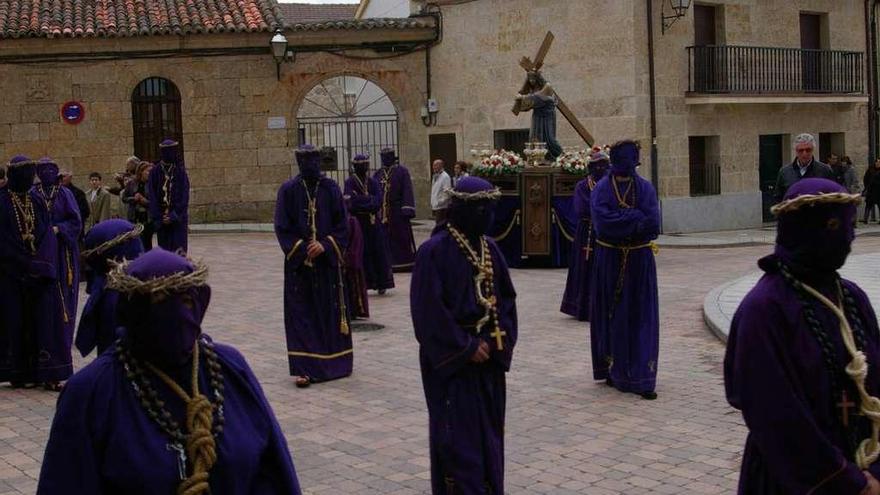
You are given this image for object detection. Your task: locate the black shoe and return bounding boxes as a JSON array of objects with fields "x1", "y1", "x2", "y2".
[
  {"x1": 640, "y1": 391, "x2": 658, "y2": 400},
  {"x1": 604, "y1": 377, "x2": 614, "y2": 387}
]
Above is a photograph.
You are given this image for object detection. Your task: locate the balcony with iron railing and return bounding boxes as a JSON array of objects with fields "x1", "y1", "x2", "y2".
[{"x1": 686, "y1": 45, "x2": 867, "y2": 104}]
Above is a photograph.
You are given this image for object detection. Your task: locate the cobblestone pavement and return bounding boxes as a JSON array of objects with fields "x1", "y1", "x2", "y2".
[
  {"x1": 5, "y1": 234, "x2": 880, "y2": 494},
  {"x1": 705, "y1": 249, "x2": 880, "y2": 341}
]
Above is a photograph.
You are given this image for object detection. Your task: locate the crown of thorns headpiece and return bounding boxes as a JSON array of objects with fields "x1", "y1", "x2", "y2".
[
  {"x1": 444, "y1": 187, "x2": 503, "y2": 201},
  {"x1": 770, "y1": 192, "x2": 862, "y2": 216},
  {"x1": 81, "y1": 224, "x2": 144, "y2": 260},
  {"x1": 107, "y1": 257, "x2": 209, "y2": 295}
]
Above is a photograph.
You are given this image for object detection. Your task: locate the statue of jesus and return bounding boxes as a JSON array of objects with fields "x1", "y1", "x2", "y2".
[{"x1": 513, "y1": 70, "x2": 563, "y2": 160}]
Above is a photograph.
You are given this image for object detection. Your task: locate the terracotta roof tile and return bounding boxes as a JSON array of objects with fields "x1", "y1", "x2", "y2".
[
  {"x1": 0, "y1": 0, "x2": 284, "y2": 38},
  {"x1": 275, "y1": 2, "x2": 355, "y2": 24}
]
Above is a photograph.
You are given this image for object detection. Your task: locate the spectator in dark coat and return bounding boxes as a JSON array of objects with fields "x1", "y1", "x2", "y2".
[
  {"x1": 60, "y1": 170, "x2": 89, "y2": 237},
  {"x1": 863, "y1": 158, "x2": 880, "y2": 223},
  {"x1": 774, "y1": 133, "x2": 834, "y2": 201}
]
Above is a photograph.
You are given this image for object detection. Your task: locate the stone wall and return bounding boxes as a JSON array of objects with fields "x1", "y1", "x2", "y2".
[
  {"x1": 0, "y1": 32, "x2": 431, "y2": 222},
  {"x1": 427, "y1": 0, "x2": 868, "y2": 232}
]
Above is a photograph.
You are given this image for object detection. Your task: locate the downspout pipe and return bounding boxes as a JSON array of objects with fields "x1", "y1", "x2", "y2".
[
  {"x1": 867, "y1": 0, "x2": 876, "y2": 163},
  {"x1": 647, "y1": 0, "x2": 661, "y2": 206}
]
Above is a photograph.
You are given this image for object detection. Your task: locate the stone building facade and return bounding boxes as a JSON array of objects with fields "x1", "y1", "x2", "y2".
[
  {"x1": 401, "y1": 0, "x2": 869, "y2": 232},
  {"x1": 0, "y1": 3, "x2": 436, "y2": 222},
  {"x1": 0, "y1": 0, "x2": 869, "y2": 231}
]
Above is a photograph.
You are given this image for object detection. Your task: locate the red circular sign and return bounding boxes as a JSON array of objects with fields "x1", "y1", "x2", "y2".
[{"x1": 60, "y1": 101, "x2": 85, "y2": 125}]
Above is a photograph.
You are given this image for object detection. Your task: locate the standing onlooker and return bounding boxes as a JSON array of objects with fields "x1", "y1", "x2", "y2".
[
  {"x1": 430, "y1": 159, "x2": 451, "y2": 225},
  {"x1": 774, "y1": 133, "x2": 833, "y2": 201},
  {"x1": 121, "y1": 161, "x2": 154, "y2": 250},
  {"x1": 452, "y1": 161, "x2": 470, "y2": 187},
  {"x1": 85, "y1": 172, "x2": 112, "y2": 231},
  {"x1": 828, "y1": 153, "x2": 859, "y2": 193},
  {"x1": 840, "y1": 155, "x2": 859, "y2": 193},
  {"x1": 60, "y1": 170, "x2": 90, "y2": 236},
  {"x1": 863, "y1": 158, "x2": 880, "y2": 223}
]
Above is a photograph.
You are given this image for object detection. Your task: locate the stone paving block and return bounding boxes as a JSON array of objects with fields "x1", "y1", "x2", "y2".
[{"x1": 8, "y1": 234, "x2": 875, "y2": 494}]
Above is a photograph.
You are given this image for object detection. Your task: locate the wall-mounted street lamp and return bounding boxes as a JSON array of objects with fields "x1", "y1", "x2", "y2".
[
  {"x1": 271, "y1": 29, "x2": 295, "y2": 81},
  {"x1": 661, "y1": 0, "x2": 691, "y2": 34}
]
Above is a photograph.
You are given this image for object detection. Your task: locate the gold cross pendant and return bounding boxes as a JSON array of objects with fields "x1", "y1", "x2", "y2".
[{"x1": 490, "y1": 326, "x2": 506, "y2": 351}]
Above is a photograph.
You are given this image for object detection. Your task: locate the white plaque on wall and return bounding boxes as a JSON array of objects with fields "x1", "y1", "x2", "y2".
[{"x1": 267, "y1": 117, "x2": 286, "y2": 129}]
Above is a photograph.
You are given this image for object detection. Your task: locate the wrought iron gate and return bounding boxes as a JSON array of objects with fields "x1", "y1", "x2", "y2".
[{"x1": 296, "y1": 76, "x2": 400, "y2": 185}]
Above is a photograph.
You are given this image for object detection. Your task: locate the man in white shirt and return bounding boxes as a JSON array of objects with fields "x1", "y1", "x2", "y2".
[{"x1": 430, "y1": 159, "x2": 452, "y2": 225}]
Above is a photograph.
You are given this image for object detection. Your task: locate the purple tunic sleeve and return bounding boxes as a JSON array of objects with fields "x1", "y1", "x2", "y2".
[
  {"x1": 344, "y1": 177, "x2": 378, "y2": 214},
  {"x1": 634, "y1": 179, "x2": 661, "y2": 240},
  {"x1": 488, "y1": 240, "x2": 517, "y2": 370},
  {"x1": 410, "y1": 238, "x2": 480, "y2": 379},
  {"x1": 167, "y1": 170, "x2": 190, "y2": 224},
  {"x1": 274, "y1": 181, "x2": 308, "y2": 269},
  {"x1": 724, "y1": 289, "x2": 868, "y2": 495},
  {"x1": 846, "y1": 282, "x2": 880, "y2": 482},
  {"x1": 53, "y1": 188, "x2": 82, "y2": 247},
  {"x1": 590, "y1": 178, "x2": 646, "y2": 241},
  {"x1": 399, "y1": 168, "x2": 416, "y2": 219}
]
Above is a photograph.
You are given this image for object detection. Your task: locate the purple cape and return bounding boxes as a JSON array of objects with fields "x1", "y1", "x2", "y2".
[
  {"x1": 725, "y1": 256, "x2": 880, "y2": 494},
  {"x1": 560, "y1": 178, "x2": 597, "y2": 321},
  {"x1": 0, "y1": 188, "x2": 71, "y2": 383},
  {"x1": 37, "y1": 339, "x2": 302, "y2": 494},
  {"x1": 35, "y1": 186, "x2": 82, "y2": 337},
  {"x1": 147, "y1": 162, "x2": 189, "y2": 253},
  {"x1": 410, "y1": 229, "x2": 518, "y2": 494},
  {"x1": 345, "y1": 215, "x2": 369, "y2": 318},
  {"x1": 373, "y1": 165, "x2": 416, "y2": 271},
  {"x1": 274, "y1": 175, "x2": 352, "y2": 381},
  {"x1": 344, "y1": 174, "x2": 394, "y2": 290},
  {"x1": 589, "y1": 174, "x2": 660, "y2": 393}
]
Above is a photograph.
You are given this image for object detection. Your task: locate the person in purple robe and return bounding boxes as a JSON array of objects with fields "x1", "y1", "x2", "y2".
[
  {"x1": 75, "y1": 219, "x2": 144, "y2": 357},
  {"x1": 411, "y1": 176, "x2": 518, "y2": 495},
  {"x1": 725, "y1": 178, "x2": 880, "y2": 495},
  {"x1": 38, "y1": 249, "x2": 302, "y2": 495},
  {"x1": 345, "y1": 153, "x2": 394, "y2": 293},
  {"x1": 374, "y1": 148, "x2": 417, "y2": 272},
  {"x1": 33, "y1": 157, "x2": 80, "y2": 390},
  {"x1": 147, "y1": 139, "x2": 190, "y2": 254},
  {"x1": 274, "y1": 144, "x2": 352, "y2": 388},
  {"x1": 560, "y1": 150, "x2": 609, "y2": 321},
  {"x1": 589, "y1": 140, "x2": 660, "y2": 400},
  {"x1": 344, "y1": 214, "x2": 369, "y2": 319},
  {"x1": 0, "y1": 156, "x2": 70, "y2": 389}
]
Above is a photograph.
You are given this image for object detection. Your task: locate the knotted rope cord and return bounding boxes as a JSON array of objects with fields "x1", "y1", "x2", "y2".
[
  {"x1": 448, "y1": 225, "x2": 505, "y2": 349},
  {"x1": 145, "y1": 342, "x2": 217, "y2": 495},
  {"x1": 791, "y1": 274, "x2": 880, "y2": 469},
  {"x1": 9, "y1": 191, "x2": 36, "y2": 253},
  {"x1": 380, "y1": 166, "x2": 393, "y2": 225}
]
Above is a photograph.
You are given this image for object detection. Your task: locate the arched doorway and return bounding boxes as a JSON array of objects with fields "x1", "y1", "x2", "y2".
[
  {"x1": 131, "y1": 77, "x2": 184, "y2": 162},
  {"x1": 296, "y1": 75, "x2": 399, "y2": 183}
]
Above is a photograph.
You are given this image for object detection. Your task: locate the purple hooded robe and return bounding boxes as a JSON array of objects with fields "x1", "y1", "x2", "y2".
[
  {"x1": 274, "y1": 173, "x2": 352, "y2": 381},
  {"x1": 374, "y1": 152, "x2": 417, "y2": 272},
  {"x1": 39, "y1": 249, "x2": 300, "y2": 494},
  {"x1": 589, "y1": 142, "x2": 660, "y2": 395},
  {"x1": 344, "y1": 172, "x2": 395, "y2": 291},
  {"x1": 411, "y1": 177, "x2": 518, "y2": 495},
  {"x1": 147, "y1": 142, "x2": 189, "y2": 254},
  {"x1": 560, "y1": 159, "x2": 607, "y2": 321},
  {"x1": 0, "y1": 159, "x2": 70, "y2": 383},
  {"x1": 725, "y1": 178, "x2": 880, "y2": 494}
]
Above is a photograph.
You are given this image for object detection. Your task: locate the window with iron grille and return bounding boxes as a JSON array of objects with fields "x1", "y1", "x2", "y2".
[
  {"x1": 689, "y1": 136, "x2": 721, "y2": 196},
  {"x1": 493, "y1": 129, "x2": 530, "y2": 156},
  {"x1": 131, "y1": 77, "x2": 184, "y2": 162}
]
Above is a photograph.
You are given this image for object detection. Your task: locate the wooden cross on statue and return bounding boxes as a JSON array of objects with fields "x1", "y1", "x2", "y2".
[{"x1": 512, "y1": 31, "x2": 595, "y2": 147}]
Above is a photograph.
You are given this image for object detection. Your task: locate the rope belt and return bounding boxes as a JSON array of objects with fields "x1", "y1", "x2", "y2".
[{"x1": 595, "y1": 240, "x2": 659, "y2": 318}]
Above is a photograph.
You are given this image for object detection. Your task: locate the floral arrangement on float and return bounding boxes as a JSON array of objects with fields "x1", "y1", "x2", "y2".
[
  {"x1": 553, "y1": 149, "x2": 589, "y2": 176},
  {"x1": 472, "y1": 149, "x2": 525, "y2": 177}
]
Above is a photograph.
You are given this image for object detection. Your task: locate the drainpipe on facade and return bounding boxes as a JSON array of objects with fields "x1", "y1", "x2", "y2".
[
  {"x1": 646, "y1": 0, "x2": 662, "y2": 231},
  {"x1": 867, "y1": 0, "x2": 876, "y2": 163}
]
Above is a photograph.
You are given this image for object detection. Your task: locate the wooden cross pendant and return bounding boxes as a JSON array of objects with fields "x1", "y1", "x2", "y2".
[
  {"x1": 490, "y1": 326, "x2": 506, "y2": 351},
  {"x1": 583, "y1": 245, "x2": 592, "y2": 261},
  {"x1": 838, "y1": 390, "x2": 857, "y2": 428}
]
